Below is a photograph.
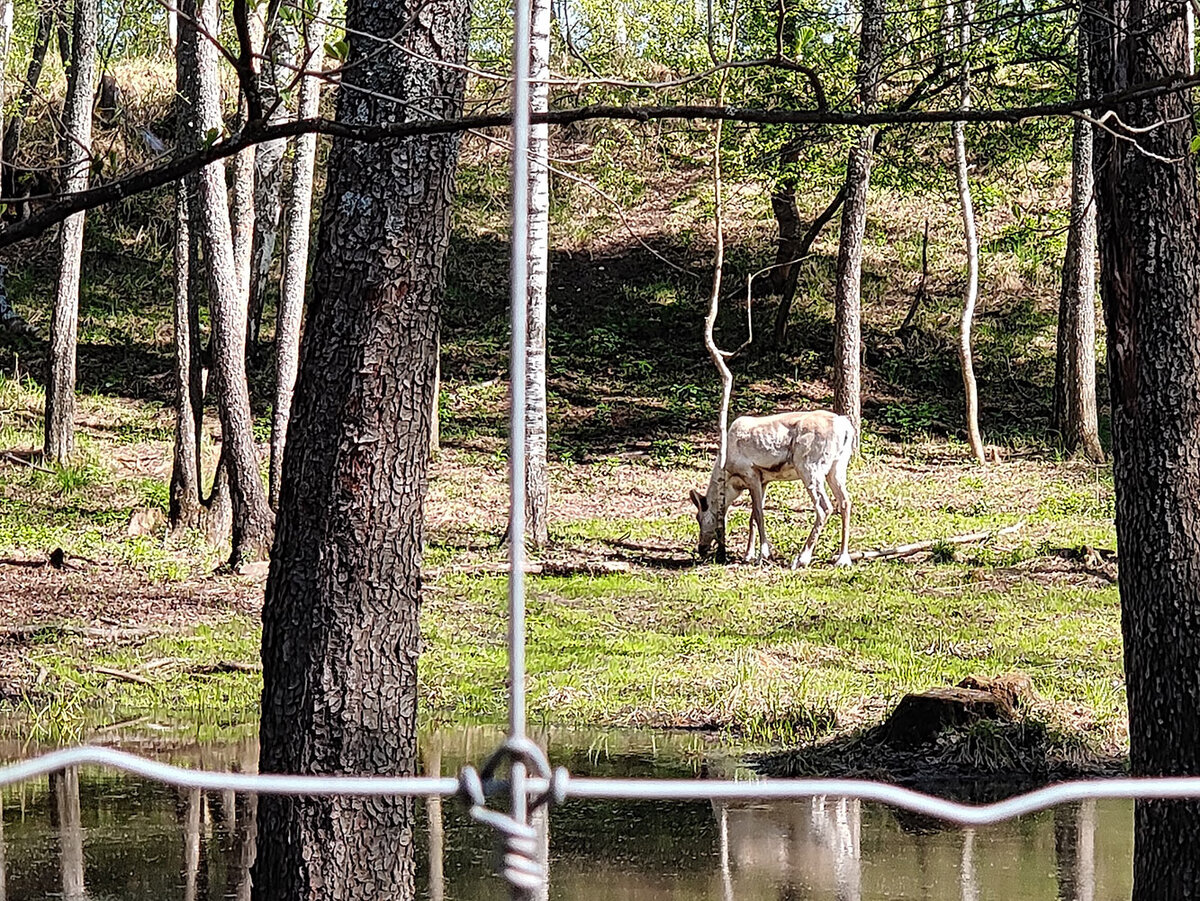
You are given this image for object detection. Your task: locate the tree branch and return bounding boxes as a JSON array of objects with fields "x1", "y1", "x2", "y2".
[{"x1": 2, "y1": 68, "x2": 1197, "y2": 248}]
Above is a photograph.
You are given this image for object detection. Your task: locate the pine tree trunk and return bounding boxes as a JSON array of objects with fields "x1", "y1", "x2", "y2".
[
  {"x1": 252, "y1": 0, "x2": 468, "y2": 896},
  {"x1": 248, "y1": 15, "x2": 294, "y2": 350},
  {"x1": 524, "y1": 0, "x2": 551, "y2": 548},
  {"x1": 192, "y1": 0, "x2": 272, "y2": 564},
  {"x1": 948, "y1": 0, "x2": 985, "y2": 463},
  {"x1": 1089, "y1": 0, "x2": 1200, "y2": 895},
  {"x1": 268, "y1": 0, "x2": 330, "y2": 510},
  {"x1": 44, "y1": 0, "x2": 97, "y2": 464},
  {"x1": 831, "y1": 0, "x2": 883, "y2": 445},
  {"x1": 1053, "y1": 17, "x2": 1104, "y2": 463}
]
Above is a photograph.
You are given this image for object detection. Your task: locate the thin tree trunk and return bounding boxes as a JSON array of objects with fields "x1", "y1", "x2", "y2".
[
  {"x1": 524, "y1": 0, "x2": 551, "y2": 548},
  {"x1": 3, "y1": 0, "x2": 52, "y2": 205},
  {"x1": 769, "y1": 142, "x2": 802, "y2": 293},
  {"x1": 773, "y1": 183, "x2": 847, "y2": 346},
  {"x1": 1088, "y1": 0, "x2": 1200, "y2": 895},
  {"x1": 832, "y1": 0, "x2": 885, "y2": 445},
  {"x1": 50, "y1": 767, "x2": 85, "y2": 901},
  {"x1": 268, "y1": 0, "x2": 329, "y2": 510},
  {"x1": 0, "y1": 0, "x2": 16, "y2": 170},
  {"x1": 1053, "y1": 15, "x2": 1104, "y2": 463},
  {"x1": 44, "y1": 0, "x2": 97, "y2": 463},
  {"x1": 169, "y1": 2, "x2": 205, "y2": 532},
  {"x1": 252, "y1": 0, "x2": 468, "y2": 896},
  {"x1": 248, "y1": 15, "x2": 294, "y2": 351},
  {"x1": 948, "y1": 0, "x2": 985, "y2": 463},
  {"x1": 229, "y1": 12, "x2": 261, "y2": 306},
  {"x1": 192, "y1": 0, "x2": 273, "y2": 564}
]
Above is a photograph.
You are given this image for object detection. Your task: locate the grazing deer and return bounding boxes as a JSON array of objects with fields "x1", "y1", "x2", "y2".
[{"x1": 689, "y1": 411, "x2": 855, "y2": 566}]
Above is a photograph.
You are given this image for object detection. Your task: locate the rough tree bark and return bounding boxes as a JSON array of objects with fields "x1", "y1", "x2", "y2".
[
  {"x1": 193, "y1": 0, "x2": 273, "y2": 563},
  {"x1": 769, "y1": 142, "x2": 802, "y2": 293},
  {"x1": 248, "y1": 12, "x2": 295, "y2": 351},
  {"x1": 524, "y1": 0, "x2": 552, "y2": 548},
  {"x1": 1053, "y1": 13, "x2": 1104, "y2": 463},
  {"x1": 268, "y1": 0, "x2": 330, "y2": 510},
  {"x1": 44, "y1": 0, "x2": 97, "y2": 463},
  {"x1": 831, "y1": 0, "x2": 885, "y2": 444},
  {"x1": 252, "y1": 0, "x2": 468, "y2": 897},
  {"x1": 1088, "y1": 0, "x2": 1200, "y2": 895},
  {"x1": 169, "y1": 5, "x2": 205, "y2": 531},
  {"x1": 948, "y1": 0, "x2": 985, "y2": 463}
]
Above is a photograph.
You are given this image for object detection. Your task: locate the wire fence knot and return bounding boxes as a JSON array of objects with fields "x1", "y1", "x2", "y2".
[{"x1": 457, "y1": 736, "x2": 569, "y2": 894}]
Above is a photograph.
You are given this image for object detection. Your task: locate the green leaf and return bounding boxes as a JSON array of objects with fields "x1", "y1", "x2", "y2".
[
  {"x1": 203, "y1": 128, "x2": 219, "y2": 149},
  {"x1": 326, "y1": 38, "x2": 349, "y2": 61},
  {"x1": 796, "y1": 26, "x2": 815, "y2": 56},
  {"x1": 1189, "y1": 134, "x2": 1200, "y2": 154}
]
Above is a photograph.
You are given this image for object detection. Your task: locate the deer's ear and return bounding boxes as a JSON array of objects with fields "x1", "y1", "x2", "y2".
[{"x1": 689, "y1": 489, "x2": 704, "y2": 511}]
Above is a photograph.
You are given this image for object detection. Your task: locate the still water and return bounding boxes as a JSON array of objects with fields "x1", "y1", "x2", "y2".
[{"x1": 0, "y1": 726, "x2": 1132, "y2": 900}]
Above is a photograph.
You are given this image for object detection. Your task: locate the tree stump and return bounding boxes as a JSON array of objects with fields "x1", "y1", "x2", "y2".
[{"x1": 879, "y1": 673, "x2": 1034, "y2": 749}]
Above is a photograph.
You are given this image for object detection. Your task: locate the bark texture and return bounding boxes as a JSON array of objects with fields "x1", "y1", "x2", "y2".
[
  {"x1": 44, "y1": 0, "x2": 97, "y2": 463},
  {"x1": 948, "y1": 0, "x2": 985, "y2": 463},
  {"x1": 524, "y1": 0, "x2": 552, "y2": 548},
  {"x1": 268, "y1": 0, "x2": 330, "y2": 509},
  {"x1": 252, "y1": 0, "x2": 468, "y2": 896},
  {"x1": 1089, "y1": 0, "x2": 1200, "y2": 895},
  {"x1": 831, "y1": 0, "x2": 884, "y2": 443},
  {"x1": 193, "y1": 0, "x2": 273, "y2": 563},
  {"x1": 1053, "y1": 18, "x2": 1104, "y2": 463},
  {"x1": 248, "y1": 15, "x2": 295, "y2": 350}
]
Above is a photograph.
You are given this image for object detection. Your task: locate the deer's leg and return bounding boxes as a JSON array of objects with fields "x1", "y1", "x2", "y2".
[
  {"x1": 827, "y1": 461, "x2": 852, "y2": 567},
  {"x1": 746, "y1": 476, "x2": 770, "y2": 561},
  {"x1": 794, "y1": 478, "x2": 831, "y2": 568}
]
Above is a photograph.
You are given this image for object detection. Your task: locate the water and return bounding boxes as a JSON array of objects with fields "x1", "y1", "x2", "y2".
[{"x1": 0, "y1": 726, "x2": 1133, "y2": 900}]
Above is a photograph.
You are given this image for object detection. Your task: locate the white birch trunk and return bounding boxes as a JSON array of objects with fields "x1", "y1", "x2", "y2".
[
  {"x1": 269, "y1": 0, "x2": 330, "y2": 509},
  {"x1": 524, "y1": 0, "x2": 552, "y2": 547},
  {"x1": 947, "y1": 0, "x2": 985, "y2": 463},
  {"x1": 44, "y1": 0, "x2": 97, "y2": 463}
]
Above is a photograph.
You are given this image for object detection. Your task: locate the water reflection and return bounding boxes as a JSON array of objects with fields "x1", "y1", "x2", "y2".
[{"x1": 0, "y1": 728, "x2": 1135, "y2": 900}]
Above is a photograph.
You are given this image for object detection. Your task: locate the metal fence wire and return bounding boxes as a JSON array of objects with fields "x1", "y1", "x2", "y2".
[{"x1": 3, "y1": 4, "x2": 1194, "y2": 900}]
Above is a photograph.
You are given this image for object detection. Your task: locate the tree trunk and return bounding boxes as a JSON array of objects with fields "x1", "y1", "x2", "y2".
[
  {"x1": 268, "y1": 0, "x2": 330, "y2": 510},
  {"x1": 229, "y1": 13, "x2": 261, "y2": 307},
  {"x1": 772, "y1": 183, "x2": 847, "y2": 346},
  {"x1": 3, "y1": 0, "x2": 52, "y2": 209},
  {"x1": 252, "y1": 0, "x2": 468, "y2": 897},
  {"x1": 769, "y1": 142, "x2": 802, "y2": 293},
  {"x1": 0, "y1": 0, "x2": 15, "y2": 170},
  {"x1": 831, "y1": 0, "x2": 884, "y2": 444},
  {"x1": 948, "y1": 0, "x2": 985, "y2": 463},
  {"x1": 524, "y1": 0, "x2": 551, "y2": 548},
  {"x1": 1053, "y1": 16, "x2": 1104, "y2": 463},
  {"x1": 248, "y1": 16, "x2": 295, "y2": 351},
  {"x1": 44, "y1": 0, "x2": 97, "y2": 464},
  {"x1": 1088, "y1": 0, "x2": 1200, "y2": 895},
  {"x1": 192, "y1": 0, "x2": 273, "y2": 564},
  {"x1": 50, "y1": 767, "x2": 85, "y2": 901}
]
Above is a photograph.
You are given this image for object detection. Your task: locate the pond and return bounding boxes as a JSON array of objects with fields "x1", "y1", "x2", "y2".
[{"x1": 0, "y1": 725, "x2": 1132, "y2": 900}]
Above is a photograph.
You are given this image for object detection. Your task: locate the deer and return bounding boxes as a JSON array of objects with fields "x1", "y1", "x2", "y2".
[{"x1": 689, "y1": 410, "x2": 855, "y2": 567}]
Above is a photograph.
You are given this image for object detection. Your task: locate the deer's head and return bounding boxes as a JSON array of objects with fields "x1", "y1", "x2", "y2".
[{"x1": 689, "y1": 489, "x2": 717, "y2": 557}]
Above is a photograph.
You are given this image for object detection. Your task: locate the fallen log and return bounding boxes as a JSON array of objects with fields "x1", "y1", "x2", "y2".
[{"x1": 850, "y1": 521, "x2": 1025, "y2": 564}]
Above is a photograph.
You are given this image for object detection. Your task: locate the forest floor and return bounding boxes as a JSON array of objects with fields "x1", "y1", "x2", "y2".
[{"x1": 0, "y1": 135, "x2": 1124, "y2": 778}]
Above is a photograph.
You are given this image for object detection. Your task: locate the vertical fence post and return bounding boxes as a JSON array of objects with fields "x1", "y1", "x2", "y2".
[{"x1": 508, "y1": 0, "x2": 534, "y2": 893}]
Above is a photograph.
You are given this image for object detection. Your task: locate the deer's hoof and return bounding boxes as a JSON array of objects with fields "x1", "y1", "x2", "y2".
[
  {"x1": 833, "y1": 553, "x2": 853, "y2": 568},
  {"x1": 793, "y1": 551, "x2": 813, "y2": 569}
]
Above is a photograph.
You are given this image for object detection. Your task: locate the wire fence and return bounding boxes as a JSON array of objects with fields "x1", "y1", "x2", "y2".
[{"x1": 0, "y1": 0, "x2": 1179, "y2": 899}]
